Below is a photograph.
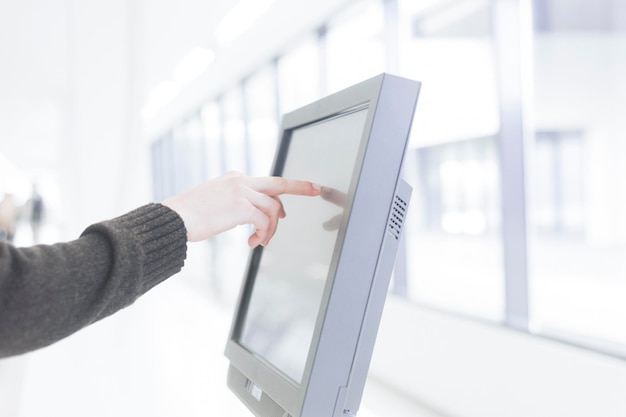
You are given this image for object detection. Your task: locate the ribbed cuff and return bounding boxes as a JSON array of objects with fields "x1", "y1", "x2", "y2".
[{"x1": 83, "y1": 203, "x2": 188, "y2": 292}]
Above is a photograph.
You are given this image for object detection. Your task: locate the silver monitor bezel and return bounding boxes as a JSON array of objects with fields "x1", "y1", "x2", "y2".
[{"x1": 224, "y1": 73, "x2": 420, "y2": 417}]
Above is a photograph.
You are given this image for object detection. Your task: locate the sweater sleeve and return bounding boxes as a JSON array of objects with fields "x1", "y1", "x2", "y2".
[{"x1": 0, "y1": 203, "x2": 187, "y2": 358}]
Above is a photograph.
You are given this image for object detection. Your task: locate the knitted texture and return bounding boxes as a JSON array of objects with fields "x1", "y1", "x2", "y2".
[{"x1": 0, "y1": 204, "x2": 187, "y2": 357}]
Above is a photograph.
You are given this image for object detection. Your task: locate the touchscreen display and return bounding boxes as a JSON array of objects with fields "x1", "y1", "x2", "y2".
[{"x1": 238, "y1": 108, "x2": 368, "y2": 382}]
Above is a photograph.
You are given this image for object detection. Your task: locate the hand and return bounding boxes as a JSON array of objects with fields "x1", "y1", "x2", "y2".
[{"x1": 162, "y1": 171, "x2": 321, "y2": 247}]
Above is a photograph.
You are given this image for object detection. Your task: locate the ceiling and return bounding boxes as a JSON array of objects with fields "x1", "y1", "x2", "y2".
[{"x1": 0, "y1": 0, "x2": 240, "y2": 173}]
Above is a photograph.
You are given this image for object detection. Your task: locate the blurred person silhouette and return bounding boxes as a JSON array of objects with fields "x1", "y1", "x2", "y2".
[
  {"x1": 0, "y1": 193, "x2": 20, "y2": 243},
  {"x1": 0, "y1": 171, "x2": 320, "y2": 358},
  {"x1": 27, "y1": 183, "x2": 45, "y2": 243}
]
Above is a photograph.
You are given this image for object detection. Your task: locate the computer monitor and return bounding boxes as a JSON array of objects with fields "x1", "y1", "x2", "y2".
[{"x1": 224, "y1": 73, "x2": 421, "y2": 417}]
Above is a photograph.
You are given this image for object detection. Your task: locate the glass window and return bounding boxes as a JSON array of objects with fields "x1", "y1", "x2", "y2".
[
  {"x1": 151, "y1": 138, "x2": 165, "y2": 201},
  {"x1": 325, "y1": 0, "x2": 386, "y2": 95},
  {"x1": 171, "y1": 125, "x2": 189, "y2": 194},
  {"x1": 206, "y1": 89, "x2": 253, "y2": 305},
  {"x1": 221, "y1": 87, "x2": 249, "y2": 174},
  {"x1": 277, "y1": 36, "x2": 322, "y2": 114},
  {"x1": 244, "y1": 65, "x2": 279, "y2": 176},
  {"x1": 528, "y1": 0, "x2": 626, "y2": 352},
  {"x1": 201, "y1": 101, "x2": 224, "y2": 179},
  {"x1": 154, "y1": 133, "x2": 175, "y2": 200},
  {"x1": 398, "y1": 0, "x2": 504, "y2": 321},
  {"x1": 170, "y1": 115, "x2": 205, "y2": 194},
  {"x1": 184, "y1": 114, "x2": 206, "y2": 187}
]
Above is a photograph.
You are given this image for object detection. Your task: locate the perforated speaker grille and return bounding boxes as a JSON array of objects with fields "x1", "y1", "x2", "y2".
[{"x1": 388, "y1": 194, "x2": 407, "y2": 240}]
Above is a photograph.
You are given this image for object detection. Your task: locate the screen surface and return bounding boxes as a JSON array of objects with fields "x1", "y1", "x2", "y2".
[{"x1": 238, "y1": 107, "x2": 369, "y2": 383}]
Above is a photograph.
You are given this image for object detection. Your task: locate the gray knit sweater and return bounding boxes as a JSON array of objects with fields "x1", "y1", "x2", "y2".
[{"x1": 0, "y1": 203, "x2": 187, "y2": 358}]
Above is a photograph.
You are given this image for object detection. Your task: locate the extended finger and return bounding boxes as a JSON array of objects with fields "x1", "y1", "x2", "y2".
[{"x1": 249, "y1": 177, "x2": 321, "y2": 197}]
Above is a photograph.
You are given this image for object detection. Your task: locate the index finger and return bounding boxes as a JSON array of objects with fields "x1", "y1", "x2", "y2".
[{"x1": 250, "y1": 176, "x2": 321, "y2": 197}]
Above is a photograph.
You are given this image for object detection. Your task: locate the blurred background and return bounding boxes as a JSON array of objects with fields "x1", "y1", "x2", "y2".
[{"x1": 1, "y1": 0, "x2": 626, "y2": 416}]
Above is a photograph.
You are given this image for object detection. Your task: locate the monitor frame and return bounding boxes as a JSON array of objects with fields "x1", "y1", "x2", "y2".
[{"x1": 224, "y1": 73, "x2": 421, "y2": 417}]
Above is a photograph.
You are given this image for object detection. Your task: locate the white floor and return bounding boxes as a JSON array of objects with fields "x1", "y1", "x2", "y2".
[{"x1": 0, "y1": 242, "x2": 440, "y2": 417}]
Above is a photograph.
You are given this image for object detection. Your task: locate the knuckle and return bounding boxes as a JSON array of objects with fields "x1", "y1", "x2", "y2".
[{"x1": 269, "y1": 197, "x2": 281, "y2": 212}]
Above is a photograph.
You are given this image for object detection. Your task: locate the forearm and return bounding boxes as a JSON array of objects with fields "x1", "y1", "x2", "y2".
[{"x1": 0, "y1": 203, "x2": 187, "y2": 358}]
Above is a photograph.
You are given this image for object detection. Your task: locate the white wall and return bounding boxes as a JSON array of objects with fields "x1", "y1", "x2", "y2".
[
  {"x1": 0, "y1": 0, "x2": 149, "y2": 237},
  {"x1": 63, "y1": 0, "x2": 147, "y2": 235}
]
